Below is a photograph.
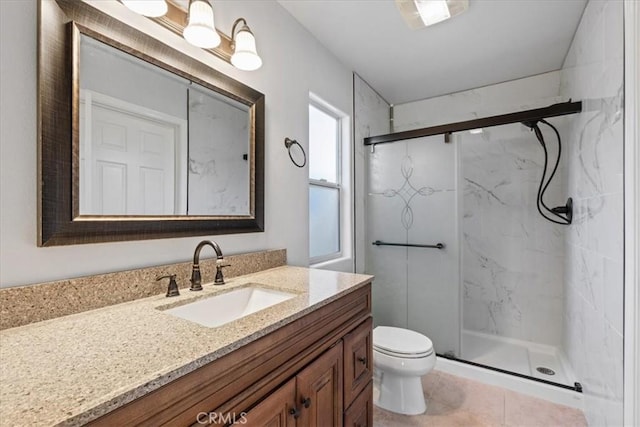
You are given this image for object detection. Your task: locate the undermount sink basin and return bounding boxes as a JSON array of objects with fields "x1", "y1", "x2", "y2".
[{"x1": 163, "y1": 285, "x2": 296, "y2": 328}]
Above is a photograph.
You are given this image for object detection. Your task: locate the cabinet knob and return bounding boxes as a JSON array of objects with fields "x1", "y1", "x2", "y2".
[
  {"x1": 357, "y1": 356, "x2": 367, "y2": 365},
  {"x1": 301, "y1": 397, "x2": 311, "y2": 408},
  {"x1": 289, "y1": 407, "x2": 301, "y2": 419}
]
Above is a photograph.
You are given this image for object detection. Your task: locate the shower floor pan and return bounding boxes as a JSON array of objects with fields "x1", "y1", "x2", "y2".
[{"x1": 460, "y1": 330, "x2": 575, "y2": 387}]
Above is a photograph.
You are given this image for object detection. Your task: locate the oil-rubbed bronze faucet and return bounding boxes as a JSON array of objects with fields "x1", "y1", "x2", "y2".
[
  {"x1": 190, "y1": 240, "x2": 230, "y2": 291},
  {"x1": 156, "y1": 274, "x2": 180, "y2": 297}
]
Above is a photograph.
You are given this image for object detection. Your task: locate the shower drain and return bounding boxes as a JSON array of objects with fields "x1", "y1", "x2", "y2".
[{"x1": 536, "y1": 367, "x2": 556, "y2": 376}]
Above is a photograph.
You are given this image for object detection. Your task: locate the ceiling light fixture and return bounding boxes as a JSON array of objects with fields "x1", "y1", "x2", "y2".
[
  {"x1": 396, "y1": 0, "x2": 469, "y2": 29},
  {"x1": 121, "y1": 0, "x2": 168, "y2": 18},
  {"x1": 120, "y1": 0, "x2": 262, "y2": 71}
]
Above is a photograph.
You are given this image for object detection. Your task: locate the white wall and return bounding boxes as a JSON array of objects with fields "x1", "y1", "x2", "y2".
[
  {"x1": 560, "y1": 0, "x2": 625, "y2": 425},
  {"x1": 0, "y1": 0, "x2": 353, "y2": 287},
  {"x1": 80, "y1": 35, "x2": 189, "y2": 120}
]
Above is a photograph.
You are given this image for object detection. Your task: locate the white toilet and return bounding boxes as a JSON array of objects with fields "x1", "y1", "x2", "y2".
[{"x1": 372, "y1": 326, "x2": 436, "y2": 415}]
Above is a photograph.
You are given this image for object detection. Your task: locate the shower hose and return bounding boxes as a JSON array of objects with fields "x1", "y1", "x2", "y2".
[{"x1": 525, "y1": 119, "x2": 572, "y2": 225}]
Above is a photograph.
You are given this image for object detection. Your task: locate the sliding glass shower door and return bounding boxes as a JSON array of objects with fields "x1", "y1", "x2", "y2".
[{"x1": 366, "y1": 135, "x2": 460, "y2": 356}]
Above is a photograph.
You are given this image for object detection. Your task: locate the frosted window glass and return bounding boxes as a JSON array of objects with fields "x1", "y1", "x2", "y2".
[
  {"x1": 309, "y1": 105, "x2": 338, "y2": 183},
  {"x1": 309, "y1": 185, "x2": 340, "y2": 259}
]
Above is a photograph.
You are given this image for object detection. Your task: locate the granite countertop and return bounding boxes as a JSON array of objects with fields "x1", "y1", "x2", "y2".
[{"x1": 0, "y1": 266, "x2": 373, "y2": 426}]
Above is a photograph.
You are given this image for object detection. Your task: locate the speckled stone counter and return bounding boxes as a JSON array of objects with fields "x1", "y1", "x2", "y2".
[
  {"x1": 0, "y1": 249, "x2": 287, "y2": 330},
  {"x1": 0, "y1": 266, "x2": 373, "y2": 427}
]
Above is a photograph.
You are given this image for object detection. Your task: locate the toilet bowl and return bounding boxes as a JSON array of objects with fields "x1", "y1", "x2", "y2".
[{"x1": 373, "y1": 326, "x2": 436, "y2": 415}]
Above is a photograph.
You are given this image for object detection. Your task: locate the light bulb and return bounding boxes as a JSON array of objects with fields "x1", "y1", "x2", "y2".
[
  {"x1": 415, "y1": 0, "x2": 451, "y2": 27},
  {"x1": 231, "y1": 28, "x2": 262, "y2": 71},
  {"x1": 183, "y1": 0, "x2": 221, "y2": 49}
]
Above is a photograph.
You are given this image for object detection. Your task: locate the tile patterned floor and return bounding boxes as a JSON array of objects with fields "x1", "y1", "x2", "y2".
[{"x1": 374, "y1": 370, "x2": 587, "y2": 427}]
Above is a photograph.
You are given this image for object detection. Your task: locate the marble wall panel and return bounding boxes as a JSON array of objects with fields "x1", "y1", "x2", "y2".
[
  {"x1": 460, "y1": 124, "x2": 566, "y2": 346},
  {"x1": 560, "y1": 0, "x2": 624, "y2": 425}
]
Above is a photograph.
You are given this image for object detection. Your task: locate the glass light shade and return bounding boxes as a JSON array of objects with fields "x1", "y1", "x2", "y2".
[
  {"x1": 121, "y1": 0, "x2": 168, "y2": 17},
  {"x1": 231, "y1": 29, "x2": 262, "y2": 71},
  {"x1": 183, "y1": 0, "x2": 221, "y2": 49},
  {"x1": 415, "y1": 0, "x2": 451, "y2": 27}
]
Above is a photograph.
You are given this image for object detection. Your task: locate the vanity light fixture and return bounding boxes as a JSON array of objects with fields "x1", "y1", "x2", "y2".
[
  {"x1": 121, "y1": 0, "x2": 168, "y2": 17},
  {"x1": 230, "y1": 18, "x2": 262, "y2": 71},
  {"x1": 183, "y1": 0, "x2": 221, "y2": 49},
  {"x1": 121, "y1": 0, "x2": 262, "y2": 71},
  {"x1": 396, "y1": 0, "x2": 469, "y2": 29}
]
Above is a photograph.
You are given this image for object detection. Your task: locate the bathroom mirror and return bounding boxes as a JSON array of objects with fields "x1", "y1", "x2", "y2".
[
  {"x1": 38, "y1": 0, "x2": 265, "y2": 246},
  {"x1": 79, "y1": 35, "x2": 251, "y2": 216}
]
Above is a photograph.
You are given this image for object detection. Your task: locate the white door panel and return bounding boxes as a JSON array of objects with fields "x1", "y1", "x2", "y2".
[
  {"x1": 96, "y1": 160, "x2": 127, "y2": 215},
  {"x1": 80, "y1": 91, "x2": 186, "y2": 215}
]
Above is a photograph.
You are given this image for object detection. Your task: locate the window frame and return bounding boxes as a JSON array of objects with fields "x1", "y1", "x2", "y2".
[{"x1": 309, "y1": 101, "x2": 343, "y2": 264}]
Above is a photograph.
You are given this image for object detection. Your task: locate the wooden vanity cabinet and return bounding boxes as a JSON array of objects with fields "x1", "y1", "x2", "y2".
[
  {"x1": 295, "y1": 342, "x2": 344, "y2": 426},
  {"x1": 90, "y1": 284, "x2": 372, "y2": 427},
  {"x1": 242, "y1": 343, "x2": 343, "y2": 427}
]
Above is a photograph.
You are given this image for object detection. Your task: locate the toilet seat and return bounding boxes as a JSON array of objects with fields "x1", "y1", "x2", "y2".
[{"x1": 373, "y1": 326, "x2": 434, "y2": 358}]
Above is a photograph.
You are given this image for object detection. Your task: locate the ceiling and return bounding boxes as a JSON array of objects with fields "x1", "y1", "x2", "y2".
[{"x1": 278, "y1": 0, "x2": 587, "y2": 105}]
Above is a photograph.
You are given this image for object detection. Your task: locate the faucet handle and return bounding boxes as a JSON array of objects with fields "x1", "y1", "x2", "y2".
[
  {"x1": 214, "y1": 263, "x2": 231, "y2": 285},
  {"x1": 156, "y1": 274, "x2": 180, "y2": 297}
]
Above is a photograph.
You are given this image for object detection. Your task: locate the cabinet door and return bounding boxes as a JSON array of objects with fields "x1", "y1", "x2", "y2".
[
  {"x1": 296, "y1": 342, "x2": 343, "y2": 427},
  {"x1": 344, "y1": 380, "x2": 373, "y2": 427},
  {"x1": 241, "y1": 378, "x2": 297, "y2": 427},
  {"x1": 343, "y1": 317, "x2": 373, "y2": 407}
]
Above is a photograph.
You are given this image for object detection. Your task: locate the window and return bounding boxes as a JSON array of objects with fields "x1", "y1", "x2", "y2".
[{"x1": 309, "y1": 102, "x2": 342, "y2": 263}]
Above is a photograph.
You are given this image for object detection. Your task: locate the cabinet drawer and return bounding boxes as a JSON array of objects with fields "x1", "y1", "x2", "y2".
[
  {"x1": 343, "y1": 317, "x2": 372, "y2": 407},
  {"x1": 344, "y1": 380, "x2": 373, "y2": 427}
]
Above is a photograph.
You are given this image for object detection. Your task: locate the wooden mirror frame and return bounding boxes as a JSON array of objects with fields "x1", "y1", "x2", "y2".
[{"x1": 38, "y1": 0, "x2": 265, "y2": 246}]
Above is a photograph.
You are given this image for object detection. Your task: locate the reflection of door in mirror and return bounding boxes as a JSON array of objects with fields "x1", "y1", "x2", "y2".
[
  {"x1": 79, "y1": 34, "x2": 251, "y2": 216},
  {"x1": 79, "y1": 91, "x2": 188, "y2": 215}
]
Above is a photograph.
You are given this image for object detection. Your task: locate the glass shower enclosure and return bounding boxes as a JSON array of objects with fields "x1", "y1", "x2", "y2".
[
  {"x1": 365, "y1": 106, "x2": 580, "y2": 389},
  {"x1": 366, "y1": 134, "x2": 460, "y2": 357}
]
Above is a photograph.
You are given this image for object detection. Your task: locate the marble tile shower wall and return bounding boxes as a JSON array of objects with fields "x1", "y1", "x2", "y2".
[
  {"x1": 461, "y1": 124, "x2": 566, "y2": 346},
  {"x1": 560, "y1": 0, "x2": 624, "y2": 425}
]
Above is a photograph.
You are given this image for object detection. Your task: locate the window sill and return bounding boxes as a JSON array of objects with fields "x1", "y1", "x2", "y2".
[{"x1": 310, "y1": 256, "x2": 354, "y2": 273}]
